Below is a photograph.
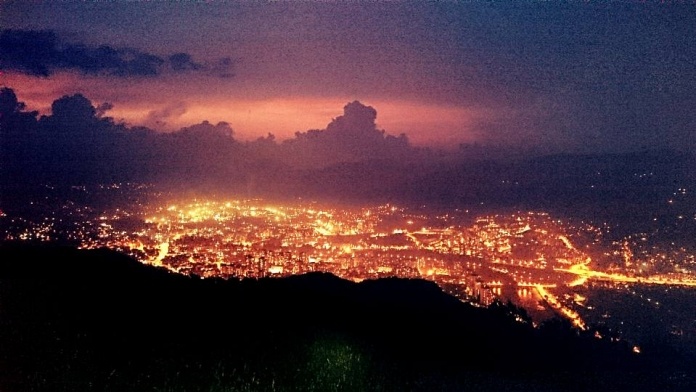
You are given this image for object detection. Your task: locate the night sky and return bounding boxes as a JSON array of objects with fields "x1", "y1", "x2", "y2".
[{"x1": 2, "y1": 1, "x2": 695, "y2": 153}]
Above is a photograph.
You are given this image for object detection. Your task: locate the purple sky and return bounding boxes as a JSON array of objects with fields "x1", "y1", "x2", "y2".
[{"x1": 2, "y1": 1, "x2": 695, "y2": 152}]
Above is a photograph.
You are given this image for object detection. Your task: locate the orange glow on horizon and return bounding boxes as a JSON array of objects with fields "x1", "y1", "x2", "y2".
[{"x1": 3, "y1": 71, "x2": 484, "y2": 146}]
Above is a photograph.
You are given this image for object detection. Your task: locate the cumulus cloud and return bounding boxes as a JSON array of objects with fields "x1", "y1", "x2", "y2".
[
  {"x1": 282, "y1": 100, "x2": 410, "y2": 167},
  {"x1": 0, "y1": 88, "x2": 416, "y2": 194},
  {"x1": 0, "y1": 87, "x2": 248, "y2": 186},
  {"x1": 0, "y1": 29, "x2": 227, "y2": 78},
  {"x1": 179, "y1": 120, "x2": 235, "y2": 139}
]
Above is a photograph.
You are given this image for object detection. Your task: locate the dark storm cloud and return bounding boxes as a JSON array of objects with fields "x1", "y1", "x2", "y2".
[
  {"x1": 0, "y1": 29, "x2": 223, "y2": 78},
  {"x1": 0, "y1": 30, "x2": 57, "y2": 77}
]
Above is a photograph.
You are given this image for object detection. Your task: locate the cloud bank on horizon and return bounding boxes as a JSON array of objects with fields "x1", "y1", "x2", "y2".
[
  {"x1": 1, "y1": 86, "x2": 694, "y2": 209},
  {"x1": 1, "y1": 1, "x2": 695, "y2": 153},
  {"x1": 0, "y1": 87, "x2": 416, "y2": 185}
]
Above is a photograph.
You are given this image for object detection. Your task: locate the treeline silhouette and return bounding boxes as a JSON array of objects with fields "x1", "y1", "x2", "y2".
[{"x1": 2, "y1": 244, "x2": 691, "y2": 391}]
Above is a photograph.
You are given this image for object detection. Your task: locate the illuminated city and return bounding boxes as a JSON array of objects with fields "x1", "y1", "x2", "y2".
[{"x1": 3, "y1": 183, "x2": 695, "y2": 353}]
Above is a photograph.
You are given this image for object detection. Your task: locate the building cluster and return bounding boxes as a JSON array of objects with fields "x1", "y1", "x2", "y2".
[{"x1": 2, "y1": 186, "x2": 695, "y2": 329}]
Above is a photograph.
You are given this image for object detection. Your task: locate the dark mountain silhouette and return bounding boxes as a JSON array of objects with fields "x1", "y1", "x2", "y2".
[{"x1": 1, "y1": 244, "x2": 692, "y2": 391}]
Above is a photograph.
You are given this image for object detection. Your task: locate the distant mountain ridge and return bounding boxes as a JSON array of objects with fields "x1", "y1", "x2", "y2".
[{"x1": 288, "y1": 149, "x2": 696, "y2": 209}]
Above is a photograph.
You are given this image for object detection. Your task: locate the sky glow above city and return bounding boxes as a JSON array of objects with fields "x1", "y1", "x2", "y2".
[{"x1": 2, "y1": 1, "x2": 695, "y2": 152}]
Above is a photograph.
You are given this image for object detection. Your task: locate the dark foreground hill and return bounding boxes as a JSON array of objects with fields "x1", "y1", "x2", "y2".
[{"x1": 0, "y1": 244, "x2": 693, "y2": 391}]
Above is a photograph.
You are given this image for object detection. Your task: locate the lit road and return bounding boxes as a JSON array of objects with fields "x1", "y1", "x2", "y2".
[
  {"x1": 535, "y1": 285, "x2": 587, "y2": 330},
  {"x1": 152, "y1": 241, "x2": 169, "y2": 267},
  {"x1": 556, "y1": 263, "x2": 696, "y2": 287}
]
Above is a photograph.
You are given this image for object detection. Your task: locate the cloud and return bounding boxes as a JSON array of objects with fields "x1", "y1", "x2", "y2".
[
  {"x1": 95, "y1": 102, "x2": 114, "y2": 118},
  {"x1": 1, "y1": 87, "x2": 415, "y2": 190},
  {"x1": 48, "y1": 93, "x2": 97, "y2": 122},
  {"x1": 0, "y1": 29, "x2": 226, "y2": 78},
  {"x1": 0, "y1": 30, "x2": 58, "y2": 77},
  {"x1": 64, "y1": 44, "x2": 164, "y2": 77},
  {"x1": 282, "y1": 101, "x2": 410, "y2": 167},
  {"x1": 3, "y1": 86, "x2": 692, "y2": 210},
  {"x1": 179, "y1": 120, "x2": 235, "y2": 139},
  {"x1": 168, "y1": 53, "x2": 202, "y2": 72},
  {"x1": 209, "y1": 57, "x2": 235, "y2": 78},
  {"x1": 144, "y1": 102, "x2": 188, "y2": 129},
  {"x1": 0, "y1": 87, "x2": 246, "y2": 186}
]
